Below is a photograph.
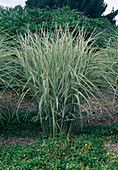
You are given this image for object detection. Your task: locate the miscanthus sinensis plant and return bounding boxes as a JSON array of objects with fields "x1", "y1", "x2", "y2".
[
  {"x1": 0, "y1": 34, "x2": 9, "y2": 88},
  {"x1": 1, "y1": 27, "x2": 116, "y2": 136}
]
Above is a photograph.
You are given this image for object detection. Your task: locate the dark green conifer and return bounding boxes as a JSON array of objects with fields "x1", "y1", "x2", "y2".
[
  {"x1": 25, "y1": 0, "x2": 40, "y2": 9},
  {"x1": 104, "y1": 8, "x2": 118, "y2": 25}
]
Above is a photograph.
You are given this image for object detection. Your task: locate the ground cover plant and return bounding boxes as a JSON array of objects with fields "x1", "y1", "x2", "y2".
[{"x1": 0, "y1": 120, "x2": 118, "y2": 169}]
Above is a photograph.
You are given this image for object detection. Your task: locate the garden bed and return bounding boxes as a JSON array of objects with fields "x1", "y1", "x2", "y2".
[{"x1": 0, "y1": 90, "x2": 117, "y2": 127}]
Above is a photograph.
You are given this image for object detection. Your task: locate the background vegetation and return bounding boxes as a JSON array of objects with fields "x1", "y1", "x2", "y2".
[{"x1": 0, "y1": 5, "x2": 104, "y2": 35}]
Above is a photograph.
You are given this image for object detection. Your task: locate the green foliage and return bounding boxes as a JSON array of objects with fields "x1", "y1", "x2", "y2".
[
  {"x1": 104, "y1": 8, "x2": 118, "y2": 25},
  {"x1": 0, "y1": 111, "x2": 41, "y2": 137},
  {"x1": 12, "y1": 5, "x2": 24, "y2": 15},
  {"x1": 0, "y1": 122, "x2": 118, "y2": 169},
  {"x1": 101, "y1": 28, "x2": 118, "y2": 95},
  {"x1": 25, "y1": 0, "x2": 118, "y2": 25},
  {"x1": 0, "y1": 34, "x2": 12, "y2": 87},
  {"x1": 25, "y1": 0, "x2": 107, "y2": 18},
  {"x1": 0, "y1": 6, "x2": 104, "y2": 36},
  {"x1": 25, "y1": 0, "x2": 41, "y2": 9},
  {"x1": 0, "y1": 6, "x2": 24, "y2": 34},
  {"x1": 66, "y1": 0, "x2": 107, "y2": 18},
  {"x1": 25, "y1": 0, "x2": 67, "y2": 9}
]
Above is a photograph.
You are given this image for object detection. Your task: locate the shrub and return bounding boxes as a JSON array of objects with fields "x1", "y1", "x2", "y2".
[
  {"x1": 1, "y1": 5, "x2": 116, "y2": 48},
  {"x1": 0, "y1": 6, "x2": 104, "y2": 35}
]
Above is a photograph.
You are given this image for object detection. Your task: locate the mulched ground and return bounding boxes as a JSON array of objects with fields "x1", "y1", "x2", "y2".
[{"x1": 0, "y1": 91, "x2": 118, "y2": 126}]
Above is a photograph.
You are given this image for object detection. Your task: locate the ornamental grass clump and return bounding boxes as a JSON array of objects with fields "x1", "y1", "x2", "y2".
[
  {"x1": 103, "y1": 28, "x2": 118, "y2": 95},
  {"x1": 0, "y1": 34, "x2": 11, "y2": 124},
  {"x1": 2, "y1": 27, "x2": 115, "y2": 136},
  {"x1": 0, "y1": 34, "x2": 8, "y2": 88},
  {"x1": 0, "y1": 34, "x2": 19, "y2": 125}
]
